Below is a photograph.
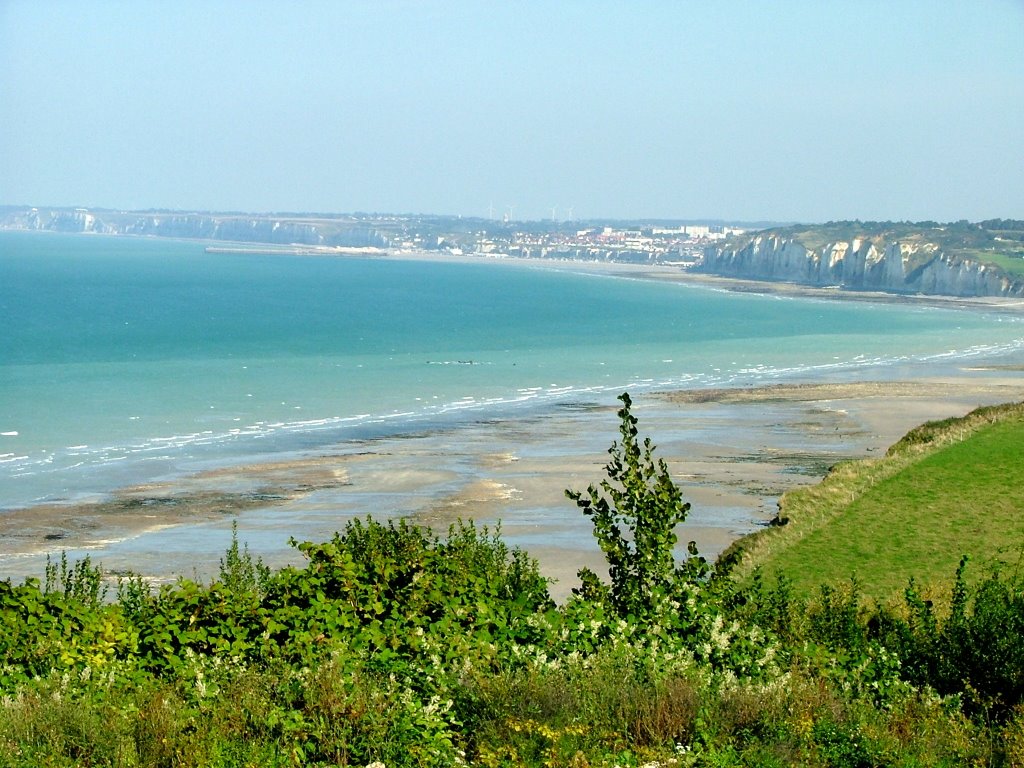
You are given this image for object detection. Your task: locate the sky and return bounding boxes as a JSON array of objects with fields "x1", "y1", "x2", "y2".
[{"x1": 1, "y1": 1, "x2": 1022, "y2": 223}]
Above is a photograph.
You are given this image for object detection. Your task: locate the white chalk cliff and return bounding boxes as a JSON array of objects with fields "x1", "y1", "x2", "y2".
[
  {"x1": 700, "y1": 235, "x2": 1024, "y2": 298},
  {"x1": 4, "y1": 208, "x2": 390, "y2": 249}
]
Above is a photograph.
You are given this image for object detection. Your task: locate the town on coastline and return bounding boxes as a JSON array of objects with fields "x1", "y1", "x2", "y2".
[
  {"x1": 0, "y1": 204, "x2": 746, "y2": 265},
  {"x1": 3, "y1": 205, "x2": 1023, "y2": 298}
]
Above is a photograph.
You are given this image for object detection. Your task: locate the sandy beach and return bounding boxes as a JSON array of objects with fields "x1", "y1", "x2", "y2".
[
  {"x1": 383, "y1": 250, "x2": 1024, "y2": 315},
  {"x1": 3, "y1": 370, "x2": 1021, "y2": 601},
  {"x1": 3, "y1": 255, "x2": 1023, "y2": 600}
]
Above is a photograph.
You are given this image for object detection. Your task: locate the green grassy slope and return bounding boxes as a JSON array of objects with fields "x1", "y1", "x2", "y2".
[{"x1": 726, "y1": 402, "x2": 1024, "y2": 599}]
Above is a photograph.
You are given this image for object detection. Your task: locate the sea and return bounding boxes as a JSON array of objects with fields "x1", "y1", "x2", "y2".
[{"x1": 3, "y1": 230, "x2": 1024, "y2": 514}]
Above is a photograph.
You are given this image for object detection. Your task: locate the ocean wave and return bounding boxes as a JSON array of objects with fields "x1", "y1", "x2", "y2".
[
  {"x1": 426, "y1": 360, "x2": 493, "y2": 366},
  {"x1": 3, "y1": 336, "x2": 1023, "y2": 510}
]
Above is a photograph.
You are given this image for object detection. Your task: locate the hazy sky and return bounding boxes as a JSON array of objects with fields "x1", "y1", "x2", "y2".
[{"x1": 2, "y1": 1, "x2": 1022, "y2": 223}]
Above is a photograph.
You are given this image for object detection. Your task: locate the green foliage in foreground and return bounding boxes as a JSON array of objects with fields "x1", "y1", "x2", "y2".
[{"x1": 1, "y1": 394, "x2": 1024, "y2": 766}]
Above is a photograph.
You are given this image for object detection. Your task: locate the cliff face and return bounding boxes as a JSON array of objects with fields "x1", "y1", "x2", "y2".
[
  {"x1": 699, "y1": 235, "x2": 1024, "y2": 298},
  {"x1": 4, "y1": 208, "x2": 390, "y2": 249}
]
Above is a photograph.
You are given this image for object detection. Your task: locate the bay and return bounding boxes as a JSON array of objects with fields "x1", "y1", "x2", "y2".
[{"x1": 2, "y1": 230, "x2": 1023, "y2": 511}]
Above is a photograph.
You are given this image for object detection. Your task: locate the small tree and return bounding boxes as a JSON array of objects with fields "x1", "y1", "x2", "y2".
[
  {"x1": 218, "y1": 521, "x2": 271, "y2": 597},
  {"x1": 567, "y1": 392, "x2": 706, "y2": 618}
]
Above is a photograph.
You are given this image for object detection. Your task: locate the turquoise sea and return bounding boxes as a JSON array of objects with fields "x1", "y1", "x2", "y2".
[{"x1": 3, "y1": 231, "x2": 1024, "y2": 511}]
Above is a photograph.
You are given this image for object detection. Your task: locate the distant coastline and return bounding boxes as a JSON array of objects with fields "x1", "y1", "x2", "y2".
[
  {"x1": 5, "y1": 206, "x2": 1023, "y2": 305},
  {"x1": 376, "y1": 247, "x2": 1024, "y2": 317},
  {"x1": 4, "y1": 207, "x2": 1019, "y2": 309}
]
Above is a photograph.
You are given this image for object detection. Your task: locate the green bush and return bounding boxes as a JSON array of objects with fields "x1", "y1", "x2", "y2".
[
  {"x1": 1, "y1": 393, "x2": 1023, "y2": 765},
  {"x1": 567, "y1": 392, "x2": 708, "y2": 620},
  {"x1": 893, "y1": 558, "x2": 1024, "y2": 718}
]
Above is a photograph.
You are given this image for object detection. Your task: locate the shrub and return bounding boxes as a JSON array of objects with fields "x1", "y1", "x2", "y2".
[{"x1": 566, "y1": 392, "x2": 708, "y2": 619}]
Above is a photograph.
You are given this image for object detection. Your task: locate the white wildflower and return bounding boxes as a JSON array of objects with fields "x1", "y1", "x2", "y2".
[{"x1": 194, "y1": 670, "x2": 208, "y2": 699}]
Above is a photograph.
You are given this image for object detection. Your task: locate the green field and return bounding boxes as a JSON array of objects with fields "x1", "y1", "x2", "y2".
[
  {"x1": 730, "y1": 402, "x2": 1024, "y2": 599},
  {"x1": 963, "y1": 249, "x2": 1024, "y2": 277}
]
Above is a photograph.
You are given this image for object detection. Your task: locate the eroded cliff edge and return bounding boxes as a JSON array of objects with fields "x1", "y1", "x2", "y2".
[{"x1": 699, "y1": 222, "x2": 1024, "y2": 298}]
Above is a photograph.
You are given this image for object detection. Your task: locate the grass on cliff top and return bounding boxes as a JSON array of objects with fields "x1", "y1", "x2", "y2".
[
  {"x1": 962, "y1": 249, "x2": 1024, "y2": 277},
  {"x1": 727, "y1": 401, "x2": 1024, "y2": 600}
]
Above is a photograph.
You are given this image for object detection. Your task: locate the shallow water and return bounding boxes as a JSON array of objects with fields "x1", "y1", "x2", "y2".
[
  {"x1": 4, "y1": 231, "x2": 1023, "y2": 513},
  {"x1": 3, "y1": 362, "x2": 1023, "y2": 600}
]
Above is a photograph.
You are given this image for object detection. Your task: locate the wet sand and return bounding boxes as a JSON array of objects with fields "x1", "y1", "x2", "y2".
[{"x1": 2, "y1": 370, "x2": 1021, "y2": 601}]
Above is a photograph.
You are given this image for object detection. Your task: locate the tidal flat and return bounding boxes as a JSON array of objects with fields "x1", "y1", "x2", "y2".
[{"x1": 3, "y1": 369, "x2": 1021, "y2": 601}]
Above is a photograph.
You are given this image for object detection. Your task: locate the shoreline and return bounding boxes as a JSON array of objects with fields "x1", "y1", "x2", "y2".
[
  {"x1": 380, "y1": 249, "x2": 1024, "y2": 316},
  {"x1": 4, "y1": 236, "x2": 1024, "y2": 598},
  {"x1": 2, "y1": 372, "x2": 1021, "y2": 600},
  {"x1": 14, "y1": 229, "x2": 1023, "y2": 314}
]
